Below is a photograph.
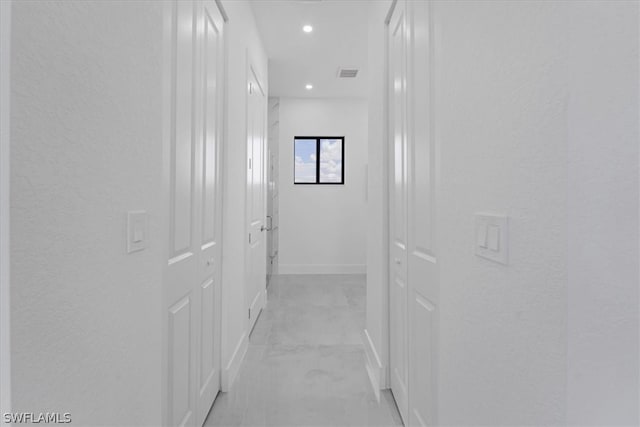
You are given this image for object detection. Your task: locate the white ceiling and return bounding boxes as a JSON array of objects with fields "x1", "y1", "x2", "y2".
[{"x1": 250, "y1": 0, "x2": 369, "y2": 98}]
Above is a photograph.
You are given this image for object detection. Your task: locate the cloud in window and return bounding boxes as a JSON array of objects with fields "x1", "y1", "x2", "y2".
[
  {"x1": 295, "y1": 138, "x2": 318, "y2": 183},
  {"x1": 295, "y1": 155, "x2": 316, "y2": 182},
  {"x1": 320, "y1": 139, "x2": 342, "y2": 183}
]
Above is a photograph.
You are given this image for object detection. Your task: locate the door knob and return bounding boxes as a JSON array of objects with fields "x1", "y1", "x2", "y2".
[
  {"x1": 261, "y1": 225, "x2": 271, "y2": 232},
  {"x1": 395, "y1": 258, "x2": 402, "y2": 265}
]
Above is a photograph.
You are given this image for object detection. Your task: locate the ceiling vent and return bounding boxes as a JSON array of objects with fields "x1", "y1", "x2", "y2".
[{"x1": 337, "y1": 68, "x2": 359, "y2": 78}]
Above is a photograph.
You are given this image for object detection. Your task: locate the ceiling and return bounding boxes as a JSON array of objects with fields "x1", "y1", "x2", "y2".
[{"x1": 250, "y1": 0, "x2": 369, "y2": 98}]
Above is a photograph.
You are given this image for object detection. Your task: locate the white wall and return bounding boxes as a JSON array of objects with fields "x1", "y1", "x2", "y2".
[
  {"x1": 432, "y1": 2, "x2": 639, "y2": 424},
  {"x1": 278, "y1": 98, "x2": 368, "y2": 275},
  {"x1": 0, "y1": 0, "x2": 11, "y2": 422},
  {"x1": 566, "y1": 2, "x2": 639, "y2": 424},
  {"x1": 10, "y1": 1, "x2": 271, "y2": 421},
  {"x1": 220, "y1": 0, "x2": 268, "y2": 389},
  {"x1": 434, "y1": 2, "x2": 568, "y2": 423},
  {"x1": 366, "y1": 0, "x2": 639, "y2": 424},
  {"x1": 10, "y1": 1, "x2": 165, "y2": 424}
]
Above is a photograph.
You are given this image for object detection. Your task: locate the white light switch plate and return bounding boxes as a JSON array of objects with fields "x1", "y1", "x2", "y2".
[
  {"x1": 475, "y1": 213, "x2": 508, "y2": 265},
  {"x1": 127, "y1": 211, "x2": 148, "y2": 254}
]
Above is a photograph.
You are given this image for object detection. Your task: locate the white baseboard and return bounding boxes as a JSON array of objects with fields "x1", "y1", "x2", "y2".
[
  {"x1": 221, "y1": 332, "x2": 248, "y2": 392},
  {"x1": 363, "y1": 328, "x2": 384, "y2": 402},
  {"x1": 248, "y1": 289, "x2": 266, "y2": 333},
  {"x1": 278, "y1": 264, "x2": 366, "y2": 275}
]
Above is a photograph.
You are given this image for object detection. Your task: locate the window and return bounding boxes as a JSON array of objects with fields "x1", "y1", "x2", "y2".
[{"x1": 294, "y1": 137, "x2": 344, "y2": 184}]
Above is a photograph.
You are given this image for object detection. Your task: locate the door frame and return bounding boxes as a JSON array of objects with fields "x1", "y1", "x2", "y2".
[
  {"x1": 213, "y1": 5, "x2": 228, "y2": 402},
  {"x1": 383, "y1": 1, "x2": 394, "y2": 393},
  {"x1": 0, "y1": 0, "x2": 11, "y2": 421},
  {"x1": 364, "y1": 0, "x2": 394, "y2": 398}
]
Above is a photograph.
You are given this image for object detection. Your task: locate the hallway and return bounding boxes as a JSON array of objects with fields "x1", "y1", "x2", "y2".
[
  {"x1": 205, "y1": 275, "x2": 402, "y2": 426},
  {"x1": 2, "y1": 1, "x2": 639, "y2": 425}
]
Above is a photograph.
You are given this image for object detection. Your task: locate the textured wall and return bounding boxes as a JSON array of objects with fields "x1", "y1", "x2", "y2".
[
  {"x1": 566, "y1": 2, "x2": 639, "y2": 424},
  {"x1": 432, "y1": 1, "x2": 639, "y2": 424},
  {"x1": 1, "y1": 0, "x2": 12, "y2": 420},
  {"x1": 434, "y1": 1, "x2": 569, "y2": 424},
  {"x1": 10, "y1": 2, "x2": 165, "y2": 424},
  {"x1": 278, "y1": 98, "x2": 368, "y2": 274}
]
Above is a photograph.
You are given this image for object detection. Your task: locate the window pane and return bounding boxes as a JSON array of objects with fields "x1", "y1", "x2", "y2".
[
  {"x1": 319, "y1": 139, "x2": 342, "y2": 183},
  {"x1": 294, "y1": 138, "x2": 317, "y2": 183}
]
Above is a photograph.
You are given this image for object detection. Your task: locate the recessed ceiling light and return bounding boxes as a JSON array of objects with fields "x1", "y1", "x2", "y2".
[
  {"x1": 305, "y1": 84, "x2": 313, "y2": 90},
  {"x1": 303, "y1": 25, "x2": 313, "y2": 33}
]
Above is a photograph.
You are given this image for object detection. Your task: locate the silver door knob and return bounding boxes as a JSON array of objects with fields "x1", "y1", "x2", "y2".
[{"x1": 395, "y1": 258, "x2": 401, "y2": 265}]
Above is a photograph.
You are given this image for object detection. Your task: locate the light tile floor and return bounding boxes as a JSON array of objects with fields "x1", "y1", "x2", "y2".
[{"x1": 204, "y1": 274, "x2": 403, "y2": 427}]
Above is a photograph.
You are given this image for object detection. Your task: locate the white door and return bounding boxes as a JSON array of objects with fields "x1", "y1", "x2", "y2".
[
  {"x1": 388, "y1": 1, "x2": 439, "y2": 426},
  {"x1": 196, "y1": 1, "x2": 224, "y2": 425},
  {"x1": 164, "y1": 1, "x2": 224, "y2": 426},
  {"x1": 407, "y1": 2, "x2": 438, "y2": 426},
  {"x1": 246, "y1": 65, "x2": 267, "y2": 331},
  {"x1": 388, "y1": 1, "x2": 409, "y2": 423}
]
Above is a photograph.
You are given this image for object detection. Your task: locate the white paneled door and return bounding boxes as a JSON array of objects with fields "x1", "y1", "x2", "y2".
[
  {"x1": 388, "y1": 1, "x2": 439, "y2": 426},
  {"x1": 164, "y1": 1, "x2": 224, "y2": 426},
  {"x1": 407, "y1": 2, "x2": 438, "y2": 426},
  {"x1": 246, "y1": 65, "x2": 267, "y2": 332},
  {"x1": 389, "y1": 0, "x2": 409, "y2": 422}
]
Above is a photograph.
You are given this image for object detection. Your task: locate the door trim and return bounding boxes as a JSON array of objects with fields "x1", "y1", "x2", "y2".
[
  {"x1": 160, "y1": 3, "x2": 174, "y2": 424},
  {"x1": 364, "y1": 0, "x2": 394, "y2": 398},
  {"x1": 220, "y1": 331, "x2": 247, "y2": 392},
  {"x1": 383, "y1": 0, "x2": 394, "y2": 393},
  {"x1": 214, "y1": 0, "x2": 227, "y2": 400}
]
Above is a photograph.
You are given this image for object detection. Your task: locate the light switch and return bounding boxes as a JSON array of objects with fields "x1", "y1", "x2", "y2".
[
  {"x1": 475, "y1": 213, "x2": 508, "y2": 265},
  {"x1": 487, "y1": 225, "x2": 500, "y2": 251},
  {"x1": 127, "y1": 211, "x2": 148, "y2": 253},
  {"x1": 476, "y1": 224, "x2": 488, "y2": 248}
]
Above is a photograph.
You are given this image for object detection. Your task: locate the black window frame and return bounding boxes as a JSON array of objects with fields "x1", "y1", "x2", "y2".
[{"x1": 293, "y1": 136, "x2": 345, "y2": 185}]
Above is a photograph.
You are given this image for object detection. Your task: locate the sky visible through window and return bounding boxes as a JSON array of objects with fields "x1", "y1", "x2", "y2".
[
  {"x1": 294, "y1": 139, "x2": 316, "y2": 183},
  {"x1": 319, "y1": 139, "x2": 342, "y2": 183},
  {"x1": 294, "y1": 138, "x2": 343, "y2": 184}
]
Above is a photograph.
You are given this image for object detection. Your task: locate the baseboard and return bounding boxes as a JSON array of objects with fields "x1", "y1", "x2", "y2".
[
  {"x1": 221, "y1": 331, "x2": 248, "y2": 392},
  {"x1": 363, "y1": 328, "x2": 384, "y2": 402},
  {"x1": 248, "y1": 288, "x2": 266, "y2": 333},
  {"x1": 278, "y1": 264, "x2": 366, "y2": 275}
]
